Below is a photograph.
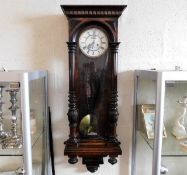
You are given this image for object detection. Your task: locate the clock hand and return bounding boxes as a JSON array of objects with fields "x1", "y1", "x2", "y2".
[
  {"x1": 88, "y1": 40, "x2": 95, "y2": 50},
  {"x1": 91, "y1": 40, "x2": 96, "y2": 49},
  {"x1": 87, "y1": 43, "x2": 92, "y2": 49}
]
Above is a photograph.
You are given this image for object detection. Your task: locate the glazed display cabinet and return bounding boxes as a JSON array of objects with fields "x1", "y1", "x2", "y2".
[
  {"x1": 0, "y1": 70, "x2": 51, "y2": 175},
  {"x1": 132, "y1": 69, "x2": 187, "y2": 175}
]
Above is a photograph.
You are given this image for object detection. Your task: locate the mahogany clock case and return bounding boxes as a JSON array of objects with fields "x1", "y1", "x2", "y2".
[{"x1": 61, "y1": 5, "x2": 127, "y2": 172}]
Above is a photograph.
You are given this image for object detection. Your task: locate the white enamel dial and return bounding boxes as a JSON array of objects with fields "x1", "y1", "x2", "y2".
[{"x1": 79, "y1": 28, "x2": 108, "y2": 58}]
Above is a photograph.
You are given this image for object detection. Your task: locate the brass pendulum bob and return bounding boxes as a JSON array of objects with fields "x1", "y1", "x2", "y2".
[{"x1": 79, "y1": 113, "x2": 98, "y2": 137}]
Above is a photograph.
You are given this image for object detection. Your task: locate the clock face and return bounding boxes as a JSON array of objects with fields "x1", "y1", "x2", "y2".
[{"x1": 79, "y1": 28, "x2": 108, "y2": 58}]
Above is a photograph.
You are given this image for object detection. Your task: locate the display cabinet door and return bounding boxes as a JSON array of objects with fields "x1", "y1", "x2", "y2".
[
  {"x1": 133, "y1": 75, "x2": 157, "y2": 175},
  {"x1": 160, "y1": 81, "x2": 187, "y2": 175}
]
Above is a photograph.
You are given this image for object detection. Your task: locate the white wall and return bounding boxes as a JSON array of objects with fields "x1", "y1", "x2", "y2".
[{"x1": 0, "y1": 0, "x2": 187, "y2": 175}]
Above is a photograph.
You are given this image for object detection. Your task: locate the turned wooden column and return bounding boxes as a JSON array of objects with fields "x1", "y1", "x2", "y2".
[
  {"x1": 67, "y1": 42, "x2": 78, "y2": 145},
  {"x1": 108, "y1": 42, "x2": 120, "y2": 142}
]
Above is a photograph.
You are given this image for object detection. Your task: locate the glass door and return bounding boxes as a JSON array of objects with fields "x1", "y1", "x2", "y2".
[
  {"x1": 133, "y1": 72, "x2": 157, "y2": 175},
  {"x1": 161, "y1": 81, "x2": 187, "y2": 175}
]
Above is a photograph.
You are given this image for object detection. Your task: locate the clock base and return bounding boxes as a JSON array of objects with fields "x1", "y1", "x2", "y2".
[{"x1": 64, "y1": 138, "x2": 122, "y2": 172}]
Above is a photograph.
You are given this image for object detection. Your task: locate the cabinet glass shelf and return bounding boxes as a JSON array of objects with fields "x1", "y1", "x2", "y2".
[
  {"x1": 138, "y1": 130, "x2": 187, "y2": 157},
  {"x1": 0, "y1": 131, "x2": 42, "y2": 156}
]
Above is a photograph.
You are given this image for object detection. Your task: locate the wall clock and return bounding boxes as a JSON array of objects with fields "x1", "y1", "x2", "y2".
[{"x1": 61, "y1": 5, "x2": 127, "y2": 173}]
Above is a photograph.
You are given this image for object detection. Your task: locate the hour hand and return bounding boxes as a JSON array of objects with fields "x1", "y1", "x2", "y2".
[{"x1": 88, "y1": 41, "x2": 94, "y2": 50}]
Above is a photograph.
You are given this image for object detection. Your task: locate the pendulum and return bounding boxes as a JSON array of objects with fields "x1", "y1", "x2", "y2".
[
  {"x1": 2, "y1": 88, "x2": 22, "y2": 149},
  {"x1": 0, "y1": 86, "x2": 8, "y2": 140}
]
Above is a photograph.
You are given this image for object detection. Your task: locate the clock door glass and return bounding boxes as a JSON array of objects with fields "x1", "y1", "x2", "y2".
[{"x1": 79, "y1": 28, "x2": 108, "y2": 58}]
